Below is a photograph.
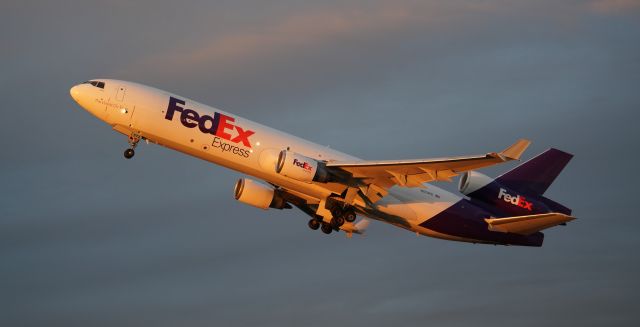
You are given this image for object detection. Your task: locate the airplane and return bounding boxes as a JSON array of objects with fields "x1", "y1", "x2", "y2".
[{"x1": 70, "y1": 79, "x2": 575, "y2": 247}]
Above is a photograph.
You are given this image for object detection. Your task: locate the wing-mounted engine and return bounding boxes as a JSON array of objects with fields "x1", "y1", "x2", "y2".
[
  {"x1": 234, "y1": 178, "x2": 290, "y2": 210},
  {"x1": 276, "y1": 150, "x2": 339, "y2": 183}
]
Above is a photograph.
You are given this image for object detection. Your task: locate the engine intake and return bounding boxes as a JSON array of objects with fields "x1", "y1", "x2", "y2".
[
  {"x1": 458, "y1": 171, "x2": 494, "y2": 195},
  {"x1": 234, "y1": 178, "x2": 289, "y2": 209},
  {"x1": 275, "y1": 150, "x2": 331, "y2": 183}
]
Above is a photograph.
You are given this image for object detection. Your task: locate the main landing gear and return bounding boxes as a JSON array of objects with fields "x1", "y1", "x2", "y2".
[
  {"x1": 308, "y1": 218, "x2": 334, "y2": 234},
  {"x1": 320, "y1": 223, "x2": 333, "y2": 234},
  {"x1": 308, "y1": 219, "x2": 320, "y2": 230},
  {"x1": 307, "y1": 206, "x2": 357, "y2": 235},
  {"x1": 124, "y1": 134, "x2": 141, "y2": 159}
]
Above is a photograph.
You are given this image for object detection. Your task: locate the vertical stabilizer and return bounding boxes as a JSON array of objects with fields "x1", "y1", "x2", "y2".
[{"x1": 496, "y1": 148, "x2": 573, "y2": 195}]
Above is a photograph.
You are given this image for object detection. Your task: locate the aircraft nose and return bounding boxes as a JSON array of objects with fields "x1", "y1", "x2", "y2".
[{"x1": 70, "y1": 84, "x2": 81, "y2": 102}]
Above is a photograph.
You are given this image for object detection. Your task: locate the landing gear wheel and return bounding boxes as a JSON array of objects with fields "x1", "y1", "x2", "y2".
[
  {"x1": 308, "y1": 219, "x2": 320, "y2": 230},
  {"x1": 124, "y1": 133, "x2": 141, "y2": 159},
  {"x1": 320, "y1": 223, "x2": 333, "y2": 234},
  {"x1": 344, "y1": 210, "x2": 356, "y2": 223},
  {"x1": 124, "y1": 148, "x2": 135, "y2": 159},
  {"x1": 331, "y1": 216, "x2": 345, "y2": 229}
]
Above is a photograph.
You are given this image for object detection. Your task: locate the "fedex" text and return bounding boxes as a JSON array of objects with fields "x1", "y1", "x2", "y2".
[
  {"x1": 293, "y1": 158, "x2": 313, "y2": 171},
  {"x1": 165, "y1": 97, "x2": 255, "y2": 148},
  {"x1": 498, "y1": 188, "x2": 533, "y2": 211}
]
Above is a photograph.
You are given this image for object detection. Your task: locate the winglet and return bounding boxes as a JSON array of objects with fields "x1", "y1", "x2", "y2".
[{"x1": 500, "y1": 139, "x2": 531, "y2": 160}]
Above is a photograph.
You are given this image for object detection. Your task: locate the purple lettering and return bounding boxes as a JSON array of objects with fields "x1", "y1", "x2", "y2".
[
  {"x1": 180, "y1": 109, "x2": 199, "y2": 128},
  {"x1": 165, "y1": 97, "x2": 185, "y2": 120}
]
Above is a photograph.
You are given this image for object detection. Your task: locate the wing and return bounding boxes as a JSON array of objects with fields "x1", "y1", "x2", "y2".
[{"x1": 327, "y1": 139, "x2": 531, "y2": 190}]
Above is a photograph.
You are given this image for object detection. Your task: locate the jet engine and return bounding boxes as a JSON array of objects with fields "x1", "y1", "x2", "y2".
[
  {"x1": 234, "y1": 178, "x2": 289, "y2": 209},
  {"x1": 458, "y1": 171, "x2": 494, "y2": 195},
  {"x1": 275, "y1": 150, "x2": 331, "y2": 183}
]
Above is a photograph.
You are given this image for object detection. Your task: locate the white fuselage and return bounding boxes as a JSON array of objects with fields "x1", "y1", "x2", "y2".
[{"x1": 70, "y1": 79, "x2": 469, "y2": 241}]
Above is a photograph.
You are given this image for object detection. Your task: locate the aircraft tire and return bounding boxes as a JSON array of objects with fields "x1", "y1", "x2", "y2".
[
  {"x1": 124, "y1": 148, "x2": 135, "y2": 159},
  {"x1": 344, "y1": 211, "x2": 356, "y2": 223},
  {"x1": 308, "y1": 219, "x2": 320, "y2": 230},
  {"x1": 331, "y1": 216, "x2": 345, "y2": 228}
]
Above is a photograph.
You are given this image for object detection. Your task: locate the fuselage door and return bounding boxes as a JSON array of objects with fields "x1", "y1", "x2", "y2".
[
  {"x1": 105, "y1": 85, "x2": 134, "y2": 128},
  {"x1": 116, "y1": 86, "x2": 126, "y2": 102}
]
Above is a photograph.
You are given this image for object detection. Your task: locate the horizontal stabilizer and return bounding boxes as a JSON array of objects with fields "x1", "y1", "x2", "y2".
[{"x1": 485, "y1": 213, "x2": 575, "y2": 235}]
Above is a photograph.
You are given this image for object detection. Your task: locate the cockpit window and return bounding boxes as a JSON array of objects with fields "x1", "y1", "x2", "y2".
[{"x1": 82, "y1": 80, "x2": 104, "y2": 89}]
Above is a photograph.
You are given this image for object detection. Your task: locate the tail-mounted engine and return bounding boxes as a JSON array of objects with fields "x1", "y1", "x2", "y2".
[
  {"x1": 458, "y1": 171, "x2": 495, "y2": 195},
  {"x1": 458, "y1": 171, "x2": 557, "y2": 216},
  {"x1": 234, "y1": 178, "x2": 290, "y2": 210}
]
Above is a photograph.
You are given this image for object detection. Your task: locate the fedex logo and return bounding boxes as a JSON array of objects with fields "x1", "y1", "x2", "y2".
[
  {"x1": 165, "y1": 97, "x2": 255, "y2": 148},
  {"x1": 498, "y1": 188, "x2": 533, "y2": 211},
  {"x1": 293, "y1": 158, "x2": 313, "y2": 171}
]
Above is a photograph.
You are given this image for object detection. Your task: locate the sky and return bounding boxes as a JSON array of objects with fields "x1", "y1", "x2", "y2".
[{"x1": 1, "y1": 0, "x2": 639, "y2": 326}]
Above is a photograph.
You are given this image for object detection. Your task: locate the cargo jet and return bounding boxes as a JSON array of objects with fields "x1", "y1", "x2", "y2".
[{"x1": 70, "y1": 79, "x2": 575, "y2": 246}]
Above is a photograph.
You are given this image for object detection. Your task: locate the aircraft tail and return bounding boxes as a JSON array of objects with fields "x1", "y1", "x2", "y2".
[
  {"x1": 496, "y1": 148, "x2": 573, "y2": 196},
  {"x1": 485, "y1": 212, "x2": 575, "y2": 235},
  {"x1": 495, "y1": 148, "x2": 573, "y2": 215},
  {"x1": 460, "y1": 148, "x2": 573, "y2": 216}
]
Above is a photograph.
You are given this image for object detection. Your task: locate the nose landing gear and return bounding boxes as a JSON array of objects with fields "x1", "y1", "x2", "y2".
[
  {"x1": 124, "y1": 148, "x2": 135, "y2": 159},
  {"x1": 124, "y1": 134, "x2": 141, "y2": 159}
]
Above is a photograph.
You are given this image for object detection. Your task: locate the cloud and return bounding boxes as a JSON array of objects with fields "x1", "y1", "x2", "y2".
[
  {"x1": 588, "y1": 0, "x2": 640, "y2": 13},
  {"x1": 129, "y1": 5, "x2": 414, "y2": 75},
  {"x1": 124, "y1": 1, "x2": 532, "y2": 78}
]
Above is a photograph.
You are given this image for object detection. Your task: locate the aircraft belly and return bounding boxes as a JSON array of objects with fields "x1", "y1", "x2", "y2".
[{"x1": 354, "y1": 186, "x2": 461, "y2": 231}]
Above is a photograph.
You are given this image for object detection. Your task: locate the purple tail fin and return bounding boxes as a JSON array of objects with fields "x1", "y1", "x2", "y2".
[
  {"x1": 462, "y1": 148, "x2": 573, "y2": 217},
  {"x1": 496, "y1": 148, "x2": 573, "y2": 195}
]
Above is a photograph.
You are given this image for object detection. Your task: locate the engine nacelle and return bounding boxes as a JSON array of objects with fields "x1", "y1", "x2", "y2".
[
  {"x1": 275, "y1": 150, "x2": 331, "y2": 183},
  {"x1": 234, "y1": 178, "x2": 288, "y2": 210},
  {"x1": 458, "y1": 171, "x2": 494, "y2": 195},
  {"x1": 458, "y1": 171, "x2": 555, "y2": 215}
]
